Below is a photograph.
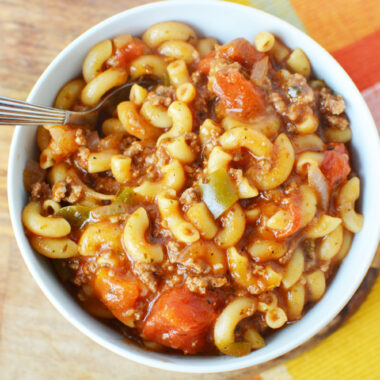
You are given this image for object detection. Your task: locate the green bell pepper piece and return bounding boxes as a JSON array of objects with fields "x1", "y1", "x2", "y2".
[
  {"x1": 115, "y1": 186, "x2": 136, "y2": 204},
  {"x1": 55, "y1": 205, "x2": 91, "y2": 229},
  {"x1": 90, "y1": 202, "x2": 129, "y2": 220},
  {"x1": 162, "y1": 74, "x2": 170, "y2": 87},
  {"x1": 199, "y1": 168, "x2": 238, "y2": 218}
]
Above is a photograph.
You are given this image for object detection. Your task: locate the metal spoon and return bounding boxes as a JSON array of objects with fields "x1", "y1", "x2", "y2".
[{"x1": 0, "y1": 79, "x2": 154, "y2": 126}]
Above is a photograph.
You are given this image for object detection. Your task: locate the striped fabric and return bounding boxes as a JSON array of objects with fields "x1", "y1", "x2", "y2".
[{"x1": 224, "y1": 1, "x2": 380, "y2": 379}]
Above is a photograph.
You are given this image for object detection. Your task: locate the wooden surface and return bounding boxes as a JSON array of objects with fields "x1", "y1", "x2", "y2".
[
  {"x1": 0, "y1": 1, "x2": 200, "y2": 379},
  {"x1": 0, "y1": 1, "x2": 378, "y2": 380}
]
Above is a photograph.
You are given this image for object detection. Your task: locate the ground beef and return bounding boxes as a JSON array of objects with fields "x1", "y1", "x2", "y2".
[
  {"x1": 52, "y1": 177, "x2": 84, "y2": 203},
  {"x1": 229, "y1": 168, "x2": 257, "y2": 196},
  {"x1": 202, "y1": 123, "x2": 223, "y2": 157},
  {"x1": 120, "y1": 135, "x2": 138, "y2": 151},
  {"x1": 154, "y1": 144, "x2": 170, "y2": 167},
  {"x1": 192, "y1": 86, "x2": 214, "y2": 124},
  {"x1": 325, "y1": 114, "x2": 349, "y2": 130},
  {"x1": 185, "y1": 275, "x2": 227, "y2": 294},
  {"x1": 133, "y1": 263, "x2": 160, "y2": 292},
  {"x1": 163, "y1": 274, "x2": 183, "y2": 289},
  {"x1": 256, "y1": 158, "x2": 271, "y2": 172},
  {"x1": 147, "y1": 85, "x2": 175, "y2": 107},
  {"x1": 191, "y1": 70, "x2": 202, "y2": 85},
  {"x1": 179, "y1": 187, "x2": 200, "y2": 206},
  {"x1": 170, "y1": 242, "x2": 227, "y2": 276},
  {"x1": 30, "y1": 181, "x2": 52, "y2": 201},
  {"x1": 320, "y1": 87, "x2": 346, "y2": 115},
  {"x1": 288, "y1": 103, "x2": 308, "y2": 122},
  {"x1": 166, "y1": 240, "x2": 183, "y2": 255},
  {"x1": 269, "y1": 92, "x2": 287, "y2": 115},
  {"x1": 74, "y1": 128, "x2": 86, "y2": 146},
  {"x1": 286, "y1": 73, "x2": 314, "y2": 104},
  {"x1": 271, "y1": 81, "x2": 315, "y2": 129},
  {"x1": 52, "y1": 180, "x2": 67, "y2": 202},
  {"x1": 76, "y1": 147, "x2": 90, "y2": 170},
  {"x1": 155, "y1": 84, "x2": 175, "y2": 97},
  {"x1": 184, "y1": 165, "x2": 196, "y2": 176},
  {"x1": 66, "y1": 184, "x2": 84, "y2": 203},
  {"x1": 123, "y1": 141, "x2": 143, "y2": 157},
  {"x1": 145, "y1": 164, "x2": 160, "y2": 181},
  {"x1": 93, "y1": 176, "x2": 119, "y2": 194},
  {"x1": 71, "y1": 257, "x2": 97, "y2": 286},
  {"x1": 185, "y1": 132, "x2": 201, "y2": 154},
  {"x1": 143, "y1": 147, "x2": 168, "y2": 182},
  {"x1": 209, "y1": 57, "x2": 241, "y2": 79},
  {"x1": 167, "y1": 242, "x2": 209, "y2": 274},
  {"x1": 303, "y1": 239, "x2": 317, "y2": 271}
]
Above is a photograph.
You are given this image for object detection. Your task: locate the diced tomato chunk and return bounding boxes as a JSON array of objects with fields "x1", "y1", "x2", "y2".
[
  {"x1": 113, "y1": 39, "x2": 145, "y2": 70},
  {"x1": 92, "y1": 268, "x2": 140, "y2": 324},
  {"x1": 212, "y1": 68, "x2": 265, "y2": 120},
  {"x1": 142, "y1": 286, "x2": 218, "y2": 354},
  {"x1": 321, "y1": 143, "x2": 351, "y2": 187},
  {"x1": 218, "y1": 38, "x2": 264, "y2": 69},
  {"x1": 197, "y1": 50, "x2": 216, "y2": 75}
]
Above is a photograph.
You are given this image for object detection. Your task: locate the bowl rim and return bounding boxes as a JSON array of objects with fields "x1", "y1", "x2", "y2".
[{"x1": 7, "y1": 0, "x2": 380, "y2": 374}]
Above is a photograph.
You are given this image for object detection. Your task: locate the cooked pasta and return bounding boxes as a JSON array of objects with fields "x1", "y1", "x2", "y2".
[{"x1": 22, "y1": 23, "x2": 362, "y2": 357}]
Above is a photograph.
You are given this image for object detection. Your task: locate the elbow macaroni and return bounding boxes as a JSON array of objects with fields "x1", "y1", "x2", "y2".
[
  {"x1": 140, "y1": 101, "x2": 172, "y2": 128},
  {"x1": 117, "y1": 101, "x2": 161, "y2": 140},
  {"x1": 81, "y1": 68, "x2": 127, "y2": 107},
  {"x1": 247, "y1": 133, "x2": 295, "y2": 190},
  {"x1": 336, "y1": 177, "x2": 364, "y2": 233},
  {"x1": 175, "y1": 82, "x2": 196, "y2": 103},
  {"x1": 287, "y1": 48, "x2": 311, "y2": 77},
  {"x1": 30, "y1": 236, "x2": 78, "y2": 259},
  {"x1": 129, "y1": 55, "x2": 167, "y2": 80},
  {"x1": 142, "y1": 21, "x2": 196, "y2": 48},
  {"x1": 221, "y1": 113, "x2": 281, "y2": 139},
  {"x1": 220, "y1": 127, "x2": 273, "y2": 158},
  {"x1": 54, "y1": 79, "x2": 85, "y2": 110},
  {"x1": 22, "y1": 201, "x2": 71, "y2": 238},
  {"x1": 254, "y1": 32, "x2": 275, "y2": 52},
  {"x1": 22, "y1": 25, "x2": 363, "y2": 357},
  {"x1": 82, "y1": 39, "x2": 113, "y2": 83},
  {"x1": 79, "y1": 222, "x2": 123, "y2": 257},
  {"x1": 134, "y1": 159, "x2": 185, "y2": 200},
  {"x1": 164, "y1": 135, "x2": 196, "y2": 163},
  {"x1": 157, "y1": 101, "x2": 193, "y2": 143},
  {"x1": 157, "y1": 190, "x2": 200, "y2": 243},
  {"x1": 186, "y1": 202, "x2": 218, "y2": 239},
  {"x1": 214, "y1": 297, "x2": 257, "y2": 356},
  {"x1": 158, "y1": 40, "x2": 199, "y2": 64},
  {"x1": 123, "y1": 208, "x2": 164, "y2": 263},
  {"x1": 167, "y1": 59, "x2": 190, "y2": 87},
  {"x1": 215, "y1": 204, "x2": 246, "y2": 248}
]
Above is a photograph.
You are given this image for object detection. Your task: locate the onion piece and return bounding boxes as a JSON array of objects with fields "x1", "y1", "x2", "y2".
[
  {"x1": 308, "y1": 164, "x2": 329, "y2": 211},
  {"x1": 250, "y1": 56, "x2": 269, "y2": 86},
  {"x1": 23, "y1": 159, "x2": 46, "y2": 192}
]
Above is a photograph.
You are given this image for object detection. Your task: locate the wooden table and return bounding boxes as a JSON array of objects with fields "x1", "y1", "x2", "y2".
[
  {"x1": 0, "y1": 1, "x2": 202, "y2": 379},
  {"x1": 1, "y1": 1, "x2": 378, "y2": 379}
]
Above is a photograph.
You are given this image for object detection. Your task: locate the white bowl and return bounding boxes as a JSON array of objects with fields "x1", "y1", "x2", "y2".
[{"x1": 8, "y1": 0, "x2": 380, "y2": 373}]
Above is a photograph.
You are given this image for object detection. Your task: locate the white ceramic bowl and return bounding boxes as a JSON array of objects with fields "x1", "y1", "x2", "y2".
[{"x1": 8, "y1": 0, "x2": 380, "y2": 373}]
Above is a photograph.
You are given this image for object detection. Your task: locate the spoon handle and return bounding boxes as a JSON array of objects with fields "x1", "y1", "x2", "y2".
[{"x1": 0, "y1": 96, "x2": 67, "y2": 125}]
